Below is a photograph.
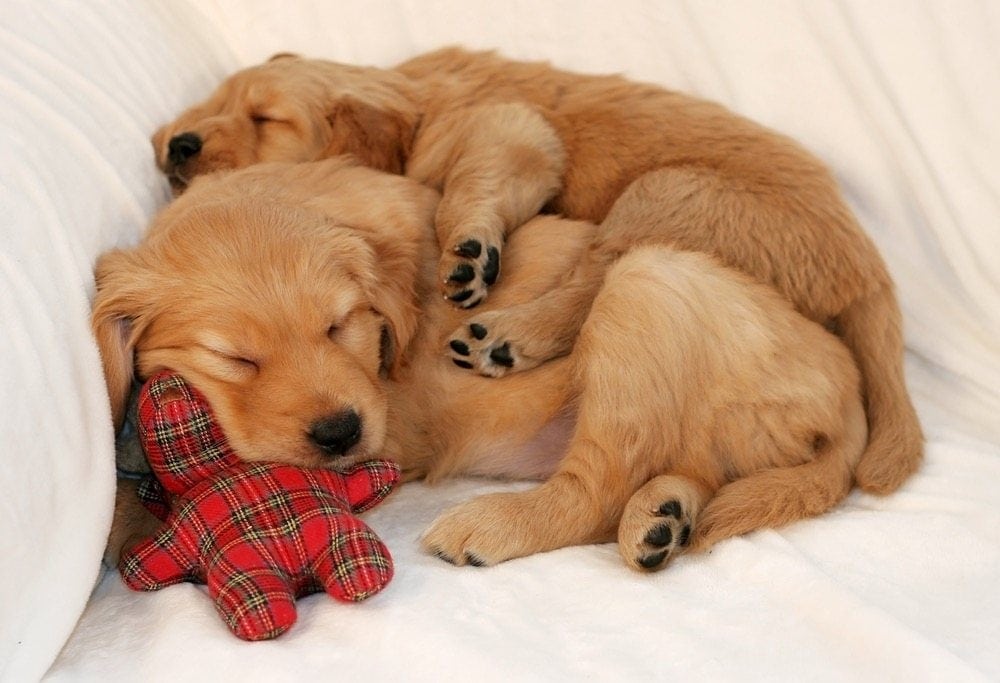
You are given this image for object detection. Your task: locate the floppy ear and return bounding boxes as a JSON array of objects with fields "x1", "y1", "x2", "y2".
[
  {"x1": 362, "y1": 182, "x2": 439, "y2": 376},
  {"x1": 91, "y1": 249, "x2": 158, "y2": 430},
  {"x1": 366, "y1": 238, "x2": 423, "y2": 378},
  {"x1": 326, "y1": 96, "x2": 418, "y2": 175}
]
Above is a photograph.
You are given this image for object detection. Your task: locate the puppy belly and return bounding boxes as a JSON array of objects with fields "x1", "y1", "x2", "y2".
[{"x1": 463, "y1": 406, "x2": 575, "y2": 480}]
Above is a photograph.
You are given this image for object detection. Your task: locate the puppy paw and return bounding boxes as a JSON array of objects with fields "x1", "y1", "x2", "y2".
[
  {"x1": 618, "y1": 498, "x2": 694, "y2": 572},
  {"x1": 447, "y1": 317, "x2": 521, "y2": 378},
  {"x1": 421, "y1": 492, "x2": 537, "y2": 567},
  {"x1": 446, "y1": 310, "x2": 544, "y2": 378},
  {"x1": 439, "y1": 238, "x2": 501, "y2": 309}
]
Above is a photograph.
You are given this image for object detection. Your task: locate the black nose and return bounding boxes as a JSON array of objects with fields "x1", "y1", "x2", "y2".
[
  {"x1": 167, "y1": 132, "x2": 202, "y2": 165},
  {"x1": 308, "y1": 409, "x2": 362, "y2": 457}
]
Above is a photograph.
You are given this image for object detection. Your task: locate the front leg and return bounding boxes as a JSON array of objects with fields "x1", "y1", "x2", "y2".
[
  {"x1": 421, "y1": 434, "x2": 636, "y2": 566},
  {"x1": 408, "y1": 103, "x2": 565, "y2": 307},
  {"x1": 421, "y1": 473, "x2": 614, "y2": 567}
]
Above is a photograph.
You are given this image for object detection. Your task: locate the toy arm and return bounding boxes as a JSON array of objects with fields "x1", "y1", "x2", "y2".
[
  {"x1": 334, "y1": 460, "x2": 401, "y2": 513},
  {"x1": 118, "y1": 524, "x2": 198, "y2": 591}
]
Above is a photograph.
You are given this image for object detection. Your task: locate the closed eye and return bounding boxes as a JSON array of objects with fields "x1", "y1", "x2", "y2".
[
  {"x1": 203, "y1": 345, "x2": 260, "y2": 373},
  {"x1": 251, "y1": 113, "x2": 289, "y2": 127},
  {"x1": 227, "y1": 355, "x2": 260, "y2": 371}
]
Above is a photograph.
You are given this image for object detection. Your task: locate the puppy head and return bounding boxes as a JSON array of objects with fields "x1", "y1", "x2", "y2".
[
  {"x1": 93, "y1": 160, "x2": 438, "y2": 468},
  {"x1": 152, "y1": 54, "x2": 419, "y2": 194}
]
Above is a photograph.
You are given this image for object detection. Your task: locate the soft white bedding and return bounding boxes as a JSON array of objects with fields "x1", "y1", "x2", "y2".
[{"x1": 1, "y1": 0, "x2": 998, "y2": 680}]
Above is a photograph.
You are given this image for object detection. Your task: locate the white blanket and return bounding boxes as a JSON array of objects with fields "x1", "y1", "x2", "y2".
[{"x1": 1, "y1": 0, "x2": 998, "y2": 680}]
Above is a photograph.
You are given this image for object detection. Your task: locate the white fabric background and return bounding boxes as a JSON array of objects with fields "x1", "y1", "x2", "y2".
[{"x1": 0, "y1": 0, "x2": 997, "y2": 680}]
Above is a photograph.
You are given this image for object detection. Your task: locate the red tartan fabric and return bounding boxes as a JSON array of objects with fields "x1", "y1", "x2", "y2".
[
  {"x1": 136, "y1": 476, "x2": 169, "y2": 521},
  {"x1": 119, "y1": 371, "x2": 400, "y2": 641}
]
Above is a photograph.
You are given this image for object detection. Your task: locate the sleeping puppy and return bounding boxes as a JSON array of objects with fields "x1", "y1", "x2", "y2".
[
  {"x1": 94, "y1": 158, "x2": 865, "y2": 571},
  {"x1": 151, "y1": 47, "x2": 921, "y2": 497}
]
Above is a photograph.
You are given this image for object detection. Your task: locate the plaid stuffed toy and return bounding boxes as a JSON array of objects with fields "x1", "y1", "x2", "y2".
[{"x1": 118, "y1": 371, "x2": 400, "y2": 641}]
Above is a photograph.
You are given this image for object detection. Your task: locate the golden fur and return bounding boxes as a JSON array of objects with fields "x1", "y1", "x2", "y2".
[
  {"x1": 95, "y1": 159, "x2": 865, "y2": 571},
  {"x1": 153, "y1": 47, "x2": 922, "y2": 496}
]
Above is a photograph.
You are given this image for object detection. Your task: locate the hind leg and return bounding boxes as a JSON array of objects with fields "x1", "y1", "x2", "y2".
[
  {"x1": 588, "y1": 168, "x2": 921, "y2": 496},
  {"x1": 426, "y1": 249, "x2": 703, "y2": 565},
  {"x1": 618, "y1": 475, "x2": 712, "y2": 572}
]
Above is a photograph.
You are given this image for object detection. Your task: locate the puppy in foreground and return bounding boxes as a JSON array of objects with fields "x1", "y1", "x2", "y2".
[
  {"x1": 152, "y1": 47, "x2": 921, "y2": 496},
  {"x1": 94, "y1": 158, "x2": 865, "y2": 571}
]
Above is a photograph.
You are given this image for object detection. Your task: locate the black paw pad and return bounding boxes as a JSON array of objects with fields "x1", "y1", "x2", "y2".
[
  {"x1": 452, "y1": 359, "x2": 473, "y2": 369},
  {"x1": 465, "y1": 553, "x2": 485, "y2": 567},
  {"x1": 489, "y1": 342, "x2": 514, "y2": 368},
  {"x1": 449, "y1": 289, "x2": 474, "y2": 303},
  {"x1": 637, "y1": 550, "x2": 668, "y2": 570},
  {"x1": 448, "y1": 263, "x2": 475, "y2": 283},
  {"x1": 469, "y1": 323, "x2": 488, "y2": 340},
  {"x1": 679, "y1": 524, "x2": 691, "y2": 547},
  {"x1": 658, "y1": 500, "x2": 682, "y2": 518},
  {"x1": 449, "y1": 339, "x2": 470, "y2": 356},
  {"x1": 483, "y1": 246, "x2": 500, "y2": 286},
  {"x1": 455, "y1": 239, "x2": 482, "y2": 259},
  {"x1": 644, "y1": 524, "x2": 673, "y2": 547}
]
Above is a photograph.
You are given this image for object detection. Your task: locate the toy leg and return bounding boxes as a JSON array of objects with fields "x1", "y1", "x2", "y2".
[
  {"x1": 207, "y1": 554, "x2": 297, "y2": 641},
  {"x1": 307, "y1": 515, "x2": 393, "y2": 602}
]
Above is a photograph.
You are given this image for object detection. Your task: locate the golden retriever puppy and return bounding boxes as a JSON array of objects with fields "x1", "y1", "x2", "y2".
[
  {"x1": 94, "y1": 158, "x2": 864, "y2": 571},
  {"x1": 151, "y1": 47, "x2": 920, "y2": 497}
]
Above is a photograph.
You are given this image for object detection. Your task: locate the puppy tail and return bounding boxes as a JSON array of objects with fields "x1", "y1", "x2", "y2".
[
  {"x1": 838, "y1": 283, "x2": 924, "y2": 495},
  {"x1": 689, "y1": 397, "x2": 867, "y2": 552}
]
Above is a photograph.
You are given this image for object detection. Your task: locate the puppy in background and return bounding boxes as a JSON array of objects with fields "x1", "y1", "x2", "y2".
[
  {"x1": 94, "y1": 158, "x2": 865, "y2": 572},
  {"x1": 151, "y1": 46, "x2": 921, "y2": 496}
]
